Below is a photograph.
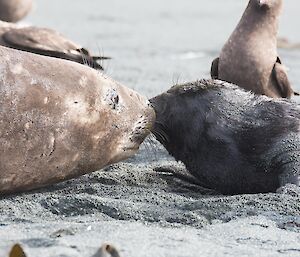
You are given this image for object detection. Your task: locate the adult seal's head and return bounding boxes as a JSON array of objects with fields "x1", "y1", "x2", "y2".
[
  {"x1": 211, "y1": 0, "x2": 297, "y2": 98},
  {"x1": 150, "y1": 79, "x2": 300, "y2": 195},
  {"x1": 0, "y1": 46, "x2": 155, "y2": 195},
  {"x1": 0, "y1": 0, "x2": 32, "y2": 22}
]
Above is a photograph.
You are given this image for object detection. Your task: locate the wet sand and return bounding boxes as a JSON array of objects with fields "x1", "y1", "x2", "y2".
[{"x1": 1, "y1": 0, "x2": 300, "y2": 256}]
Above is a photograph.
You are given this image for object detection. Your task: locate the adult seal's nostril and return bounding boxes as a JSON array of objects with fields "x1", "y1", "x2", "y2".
[
  {"x1": 0, "y1": 46, "x2": 154, "y2": 195},
  {"x1": 151, "y1": 79, "x2": 300, "y2": 195}
]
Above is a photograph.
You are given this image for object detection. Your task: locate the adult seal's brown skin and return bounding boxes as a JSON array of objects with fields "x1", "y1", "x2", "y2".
[
  {"x1": 0, "y1": 0, "x2": 32, "y2": 22},
  {"x1": 150, "y1": 79, "x2": 300, "y2": 195},
  {"x1": 0, "y1": 21, "x2": 109, "y2": 70},
  {"x1": 211, "y1": 0, "x2": 297, "y2": 98},
  {"x1": 0, "y1": 46, "x2": 155, "y2": 195}
]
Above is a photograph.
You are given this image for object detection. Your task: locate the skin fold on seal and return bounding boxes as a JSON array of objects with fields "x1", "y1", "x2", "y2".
[
  {"x1": 0, "y1": 21, "x2": 109, "y2": 70},
  {"x1": 150, "y1": 79, "x2": 300, "y2": 195},
  {"x1": 0, "y1": 46, "x2": 155, "y2": 195},
  {"x1": 211, "y1": 0, "x2": 297, "y2": 98},
  {"x1": 0, "y1": 0, "x2": 32, "y2": 23}
]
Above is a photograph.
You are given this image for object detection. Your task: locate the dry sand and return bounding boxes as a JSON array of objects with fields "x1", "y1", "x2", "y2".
[{"x1": 1, "y1": 0, "x2": 300, "y2": 256}]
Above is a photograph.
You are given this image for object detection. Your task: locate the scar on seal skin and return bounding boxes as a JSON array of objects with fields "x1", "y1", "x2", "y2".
[
  {"x1": 150, "y1": 79, "x2": 300, "y2": 195},
  {"x1": 0, "y1": 46, "x2": 155, "y2": 195},
  {"x1": 0, "y1": 21, "x2": 110, "y2": 70}
]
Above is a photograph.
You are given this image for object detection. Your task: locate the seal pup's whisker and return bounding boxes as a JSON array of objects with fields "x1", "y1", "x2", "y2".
[
  {"x1": 172, "y1": 73, "x2": 182, "y2": 87},
  {"x1": 151, "y1": 125, "x2": 169, "y2": 145}
]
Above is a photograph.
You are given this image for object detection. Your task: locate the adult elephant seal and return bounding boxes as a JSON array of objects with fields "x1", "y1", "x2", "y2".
[
  {"x1": 211, "y1": 0, "x2": 297, "y2": 98},
  {"x1": 150, "y1": 79, "x2": 300, "y2": 195},
  {"x1": 0, "y1": 46, "x2": 155, "y2": 195},
  {"x1": 0, "y1": 0, "x2": 32, "y2": 22},
  {"x1": 0, "y1": 21, "x2": 109, "y2": 70}
]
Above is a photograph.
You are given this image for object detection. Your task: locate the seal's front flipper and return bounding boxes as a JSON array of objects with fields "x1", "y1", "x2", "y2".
[
  {"x1": 154, "y1": 166, "x2": 200, "y2": 185},
  {"x1": 210, "y1": 57, "x2": 219, "y2": 79},
  {"x1": 272, "y1": 57, "x2": 294, "y2": 98},
  {"x1": 154, "y1": 166, "x2": 210, "y2": 188},
  {"x1": 277, "y1": 157, "x2": 300, "y2": 194}
]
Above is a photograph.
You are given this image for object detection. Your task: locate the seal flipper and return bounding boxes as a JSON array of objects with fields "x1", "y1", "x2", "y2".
[
  {"x1": 210, "y1": 57, "x2": 219, "y2": 79},
  {"x1": 154, "y1": 166, "x2": 218, "y2": 194},
  {"x1": 2, "y1": 27, "x2": 107, "y2": 70},
  {"x1": 275, "y1": 149, "x2": 300, "y2": 192},
  {"x1": 272, "y1": 57, "x2": 295, "y2": 98},
  {"x1": 278, "y1": 159, "x2": 300, "y2": 189}
]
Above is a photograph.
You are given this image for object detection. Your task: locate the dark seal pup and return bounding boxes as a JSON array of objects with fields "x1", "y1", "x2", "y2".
[
  {"x1": 0, "y1": 21, "x2": 109, "y2": 70},
  {"x1": 0, "y1": 46, "x2": 155, "y2": 195},
  {"x1": 211, "y1": 0, "x2": 296, "y2": 98},
  {"x1": 150, "y1": 79, "x2": 300, "y2": 195}
]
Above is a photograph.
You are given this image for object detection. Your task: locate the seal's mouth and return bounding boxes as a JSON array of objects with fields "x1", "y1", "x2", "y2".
[
  {"x1": 129, "y1": 117, "x2": 153, "y2": 145},
  {"x1": 108, "y1": 103, "x2": 155, "y2": 165}
]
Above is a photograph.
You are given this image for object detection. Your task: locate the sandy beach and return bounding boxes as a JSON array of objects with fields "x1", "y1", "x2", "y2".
[{"x1": 1, "y1": 0, "x2": 300, "y2": 256}]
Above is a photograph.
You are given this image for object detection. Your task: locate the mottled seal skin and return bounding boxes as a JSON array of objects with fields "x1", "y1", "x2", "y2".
[
  {"x1": 211, "y1": 0, "x2": 296, "y2": 98},
  {"x1": 150, "y1": 79, "x2": 300, "y2": 194},
  {"x1": 0, "y1": 21, "x2": 109, "y2": 70},
  {"x1": 0, "y1": 0, "x2": 32, "y2": 22},
  {"x1": 0, "y1": 46, "x2": 155, "y2": 195}
]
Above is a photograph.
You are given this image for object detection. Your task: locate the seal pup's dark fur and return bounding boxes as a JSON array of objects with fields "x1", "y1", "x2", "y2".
[
  {"x1": 150, "y1": 79, "x2": 300, "y2": 194},
  {"x1": 211, "y1": 0, "x2": 297, "y2": 98}
]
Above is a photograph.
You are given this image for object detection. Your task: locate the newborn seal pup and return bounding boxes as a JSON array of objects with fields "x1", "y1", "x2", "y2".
[
  {"x1": 0, "y1": 0, "x2": 32, "y2": 22},
  {"x1": 150, "y1": 79, "x2": 300, "y2": 194},
  {"x1": 211, "y1": 0, "x2": 296, "y2": 98},
  {"x1": 0, "y1": 21, "x2": 109, "y2": 70},
  {"x1": 0, "y1": 46, "x2": 155, "y2": 195}
]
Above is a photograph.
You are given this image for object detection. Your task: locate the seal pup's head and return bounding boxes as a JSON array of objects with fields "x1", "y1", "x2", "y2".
[{"x1": 149, "y1": 80, "x2": 217, "y2": 161}]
